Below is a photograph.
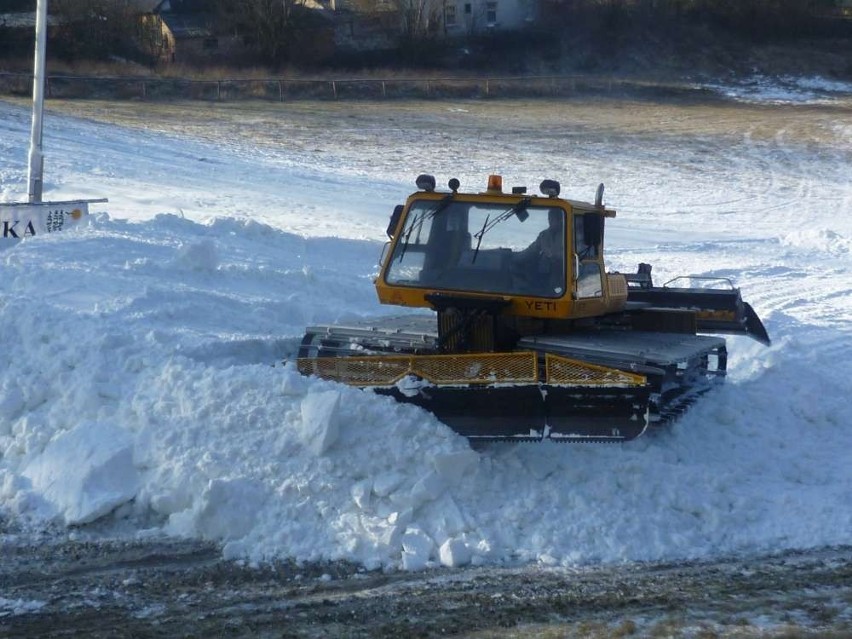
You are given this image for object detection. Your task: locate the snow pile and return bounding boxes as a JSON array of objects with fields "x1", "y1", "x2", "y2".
[
  {"x1": 705, "y1": 74, "x2": 852, "y2": 105},
  {"x1": 0, "y1": 597, "x2": 46, "y2": 617},
  {"x1": 1, "y1": 97, "x2": 851, "y2": 571}
]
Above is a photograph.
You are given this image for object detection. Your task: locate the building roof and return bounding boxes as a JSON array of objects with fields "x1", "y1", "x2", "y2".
[
  {"x1": 0, "y1": 12, "x2": 59, "y2": 29},
  {"x1": 151, "y1": 0, "x2": 215, "y2": 39},
  {"x1": 153, "y1": 0, "x2": 216, "y2": 14},
  {"x1": 158, "y1": 12, "x2": 214, "y2": 39}
]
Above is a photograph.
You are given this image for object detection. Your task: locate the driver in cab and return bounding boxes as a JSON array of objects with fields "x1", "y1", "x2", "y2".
[
  {"x1": 515, "y1": 208, "x2": 565, "y2": 294},
  {"x1": 518, "y1": 208, "x2": 563, "y2": 264}
]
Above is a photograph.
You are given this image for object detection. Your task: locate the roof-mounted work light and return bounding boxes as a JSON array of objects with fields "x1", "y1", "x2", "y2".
[
  {"x1": 416, "y1": 174, "x2": 436, "y2": 192},
  {"x1": 540, "y1": 179, "x2": 561, "y2": 198}
]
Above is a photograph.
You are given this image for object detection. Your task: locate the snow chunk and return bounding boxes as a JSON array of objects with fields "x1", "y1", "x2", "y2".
[
  {"x1": 401, "y1": 527, "x2": 435, "y2": 571},
  {"x1": 0, "y1": 382, "x2": 25, "y2": 427},
  {"x1": 172, "y1": 239, "x2": 219, "y2": 271},
  {"x1": 373, "y1": 471, "x2": 406, "y2": 497},
  {"x1": 191, "y1": 477, "x2": 268, "y2": 542},
  {"x1": 22, "y1": 421, "x2": 139, "y2": 525},
  {"x1": 410, "y1": 470, "x2": 446, "y2": 505},
  {"x1": 781, "y1": 229, "x2": 849, "y2": 256},
  {"x1": 432, "y1": 450, "x2": 478, "y2": 485},
  {"x1": 299, "y1": 390, "x2": 342, "y2": 455},
  {"x1": 350, "y1": 479, "x2": 372, "y2": 510},
  {"x1": 439, "y1": 537, "x2": 472, "y2": 567}
]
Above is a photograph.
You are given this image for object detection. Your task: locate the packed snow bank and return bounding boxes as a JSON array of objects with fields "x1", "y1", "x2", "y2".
[
  {"x1": 1, "y1": 214, "x2": 850, "y2": 571},
  {"x1": 1, "y1": 98, "x2": 851, "y2": 571}
]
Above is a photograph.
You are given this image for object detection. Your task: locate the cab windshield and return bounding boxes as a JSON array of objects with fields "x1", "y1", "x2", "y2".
[{"x1": 384, "y1": 199, "x2": 566, "y2": 298}]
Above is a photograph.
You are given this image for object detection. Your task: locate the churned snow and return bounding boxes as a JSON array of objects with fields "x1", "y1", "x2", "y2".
[{"x1": 0, "y1": 88, "x2": 851, "y2": 571}]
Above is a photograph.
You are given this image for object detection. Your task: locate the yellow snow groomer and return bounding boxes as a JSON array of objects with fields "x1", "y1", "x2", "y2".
[{"x1": 298, "y1": 175, "x2": 770, "y2": 442}]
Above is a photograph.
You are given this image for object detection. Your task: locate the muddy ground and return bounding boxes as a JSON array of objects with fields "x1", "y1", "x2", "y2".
[{"x1": 1, "y1": 535, "x2": 850, "y2": 638}]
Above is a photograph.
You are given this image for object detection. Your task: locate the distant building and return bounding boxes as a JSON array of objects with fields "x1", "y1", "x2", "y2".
[
  {"x1": 320, "y1": 0, "x2": 538, "y2": 60},
  {"x1": 137, "y1": 0, "x2": 337, "y2": 65},
  {"x1": 130, "y1": 0, "x2": 540, "y2": 66},
  {"x1": 440, "y1": 0, "x2": 537, "y2": 35},
  {"x1": 138, "y1": 0, "x2": 240, "y2": 64},
  {"x1": 0, "y1": 11, "x2": 61, "y2": 56},
  {"x1": 0, "y1": 11, "x2": 61, "y2": 31},
  {"x1": 332, "y1": 0, "x2": 536, "y2": 38}
]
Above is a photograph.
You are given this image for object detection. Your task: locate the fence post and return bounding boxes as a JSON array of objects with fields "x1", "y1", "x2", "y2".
[
  {"x1": 279, "y1": 80, "x2": 284, "y2": 102},
  {"x1": 382, "y1": 81, "x2": 386, "y2": 98},
  {"x1": 331, "y1": 81, "x2": 337, "y2": 99},
  {"x1": 141, "y1": 80, "x2": 147, "y2": 100},
  {"x1": 485, "y1": 79, "x2": 489, "y2": 97}
]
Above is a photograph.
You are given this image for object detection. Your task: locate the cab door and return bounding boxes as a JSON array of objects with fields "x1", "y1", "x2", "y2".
[{"x1": 572, "y1": 212, "x2": 607, "y2": 316}]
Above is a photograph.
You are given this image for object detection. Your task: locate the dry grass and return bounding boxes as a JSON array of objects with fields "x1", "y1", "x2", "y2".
[
  {"x1": 0, "y1": 56, "x2": 154, "y2": 77},
  {"x1": 0, "y1": 56, "x2": 476, "y2": 82}
]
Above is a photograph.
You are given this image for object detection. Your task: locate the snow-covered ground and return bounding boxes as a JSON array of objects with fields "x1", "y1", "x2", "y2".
[
  {"x1": 702, "y1": 73, "x2": 852, "y2": 105},
  {"x1": 0, "y1": 88, "x2": 850, "y2": 573}
]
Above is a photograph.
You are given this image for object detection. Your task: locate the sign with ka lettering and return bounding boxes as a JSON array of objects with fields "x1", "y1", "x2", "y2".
[{"x1": 0, "y1": 201, "x2": 90, "y2": 240}]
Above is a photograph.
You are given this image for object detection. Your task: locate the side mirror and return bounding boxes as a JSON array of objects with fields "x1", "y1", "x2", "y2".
[
  {"x1": 379, "y1": 241, "x2": 391, "y2": 269},
  {"x1": 386, "y1": 205, "x2": 404, "y2": 239}
]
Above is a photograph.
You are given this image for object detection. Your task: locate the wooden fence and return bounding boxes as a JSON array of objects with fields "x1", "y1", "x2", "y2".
[{"x1": 0, "y1": 71, "x2": 706, "y2": 102}]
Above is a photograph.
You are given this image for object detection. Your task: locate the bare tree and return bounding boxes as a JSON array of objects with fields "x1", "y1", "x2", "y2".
[
  {"x1": 213, "y1": 0, "x2": 306, "y2": 65},
  {"x1": 396, "y1": 0, "x2": 434, "y2": 39},
  {"x1": 51, "y1": 0, "x2": 141, "y2": 61},
  {"x1": 0, "y1": 0, "x2": 36, "y2": 10}
]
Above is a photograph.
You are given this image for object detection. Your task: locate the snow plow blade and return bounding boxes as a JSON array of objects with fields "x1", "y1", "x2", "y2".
[{"x1": 626, "y1": 268, "x2": 771, "y2": 345}]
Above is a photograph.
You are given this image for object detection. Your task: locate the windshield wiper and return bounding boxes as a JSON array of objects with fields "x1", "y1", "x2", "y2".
[
  {"x1": 398, "y1": 195, "x2": 454, "y2": 261},
  {"x1": 471, "y1": 214, "x2": 490, "y2": 264},
  {"x1": 398, "y1": 217, "x2": 418, "y2": 262},
  {"x1": 426, "y1": 194, "x2": 454, "y2": 220},
  {"x1": 470, "y1": 198, "x2": 531, "y2": 263}
]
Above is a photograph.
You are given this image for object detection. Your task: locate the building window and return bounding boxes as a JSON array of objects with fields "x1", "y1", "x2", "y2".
[
  {"x1": 445, "y1": 3, "x2": 457, "y2": 25},
  {"x1": 486, "y1": 0, "x2": 497, "y2": 23},
  {"x1": 464, "y1": 3, "x2": 471, "y2": 13}
]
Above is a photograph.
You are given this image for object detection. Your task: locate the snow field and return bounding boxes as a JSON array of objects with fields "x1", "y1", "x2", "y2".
[{"x1": 1, "y1": 89, "x2": 850, "y2": 571}]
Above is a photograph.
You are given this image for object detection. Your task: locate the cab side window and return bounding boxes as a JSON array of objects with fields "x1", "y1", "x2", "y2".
[{"x1": 574, "y1": 214, "x2": 600, "y2": 259}]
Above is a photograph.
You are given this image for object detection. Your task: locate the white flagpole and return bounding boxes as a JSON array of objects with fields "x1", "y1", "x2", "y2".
[{"x1": 27, "y1": 0, "x2": 48, "y2": 204}]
